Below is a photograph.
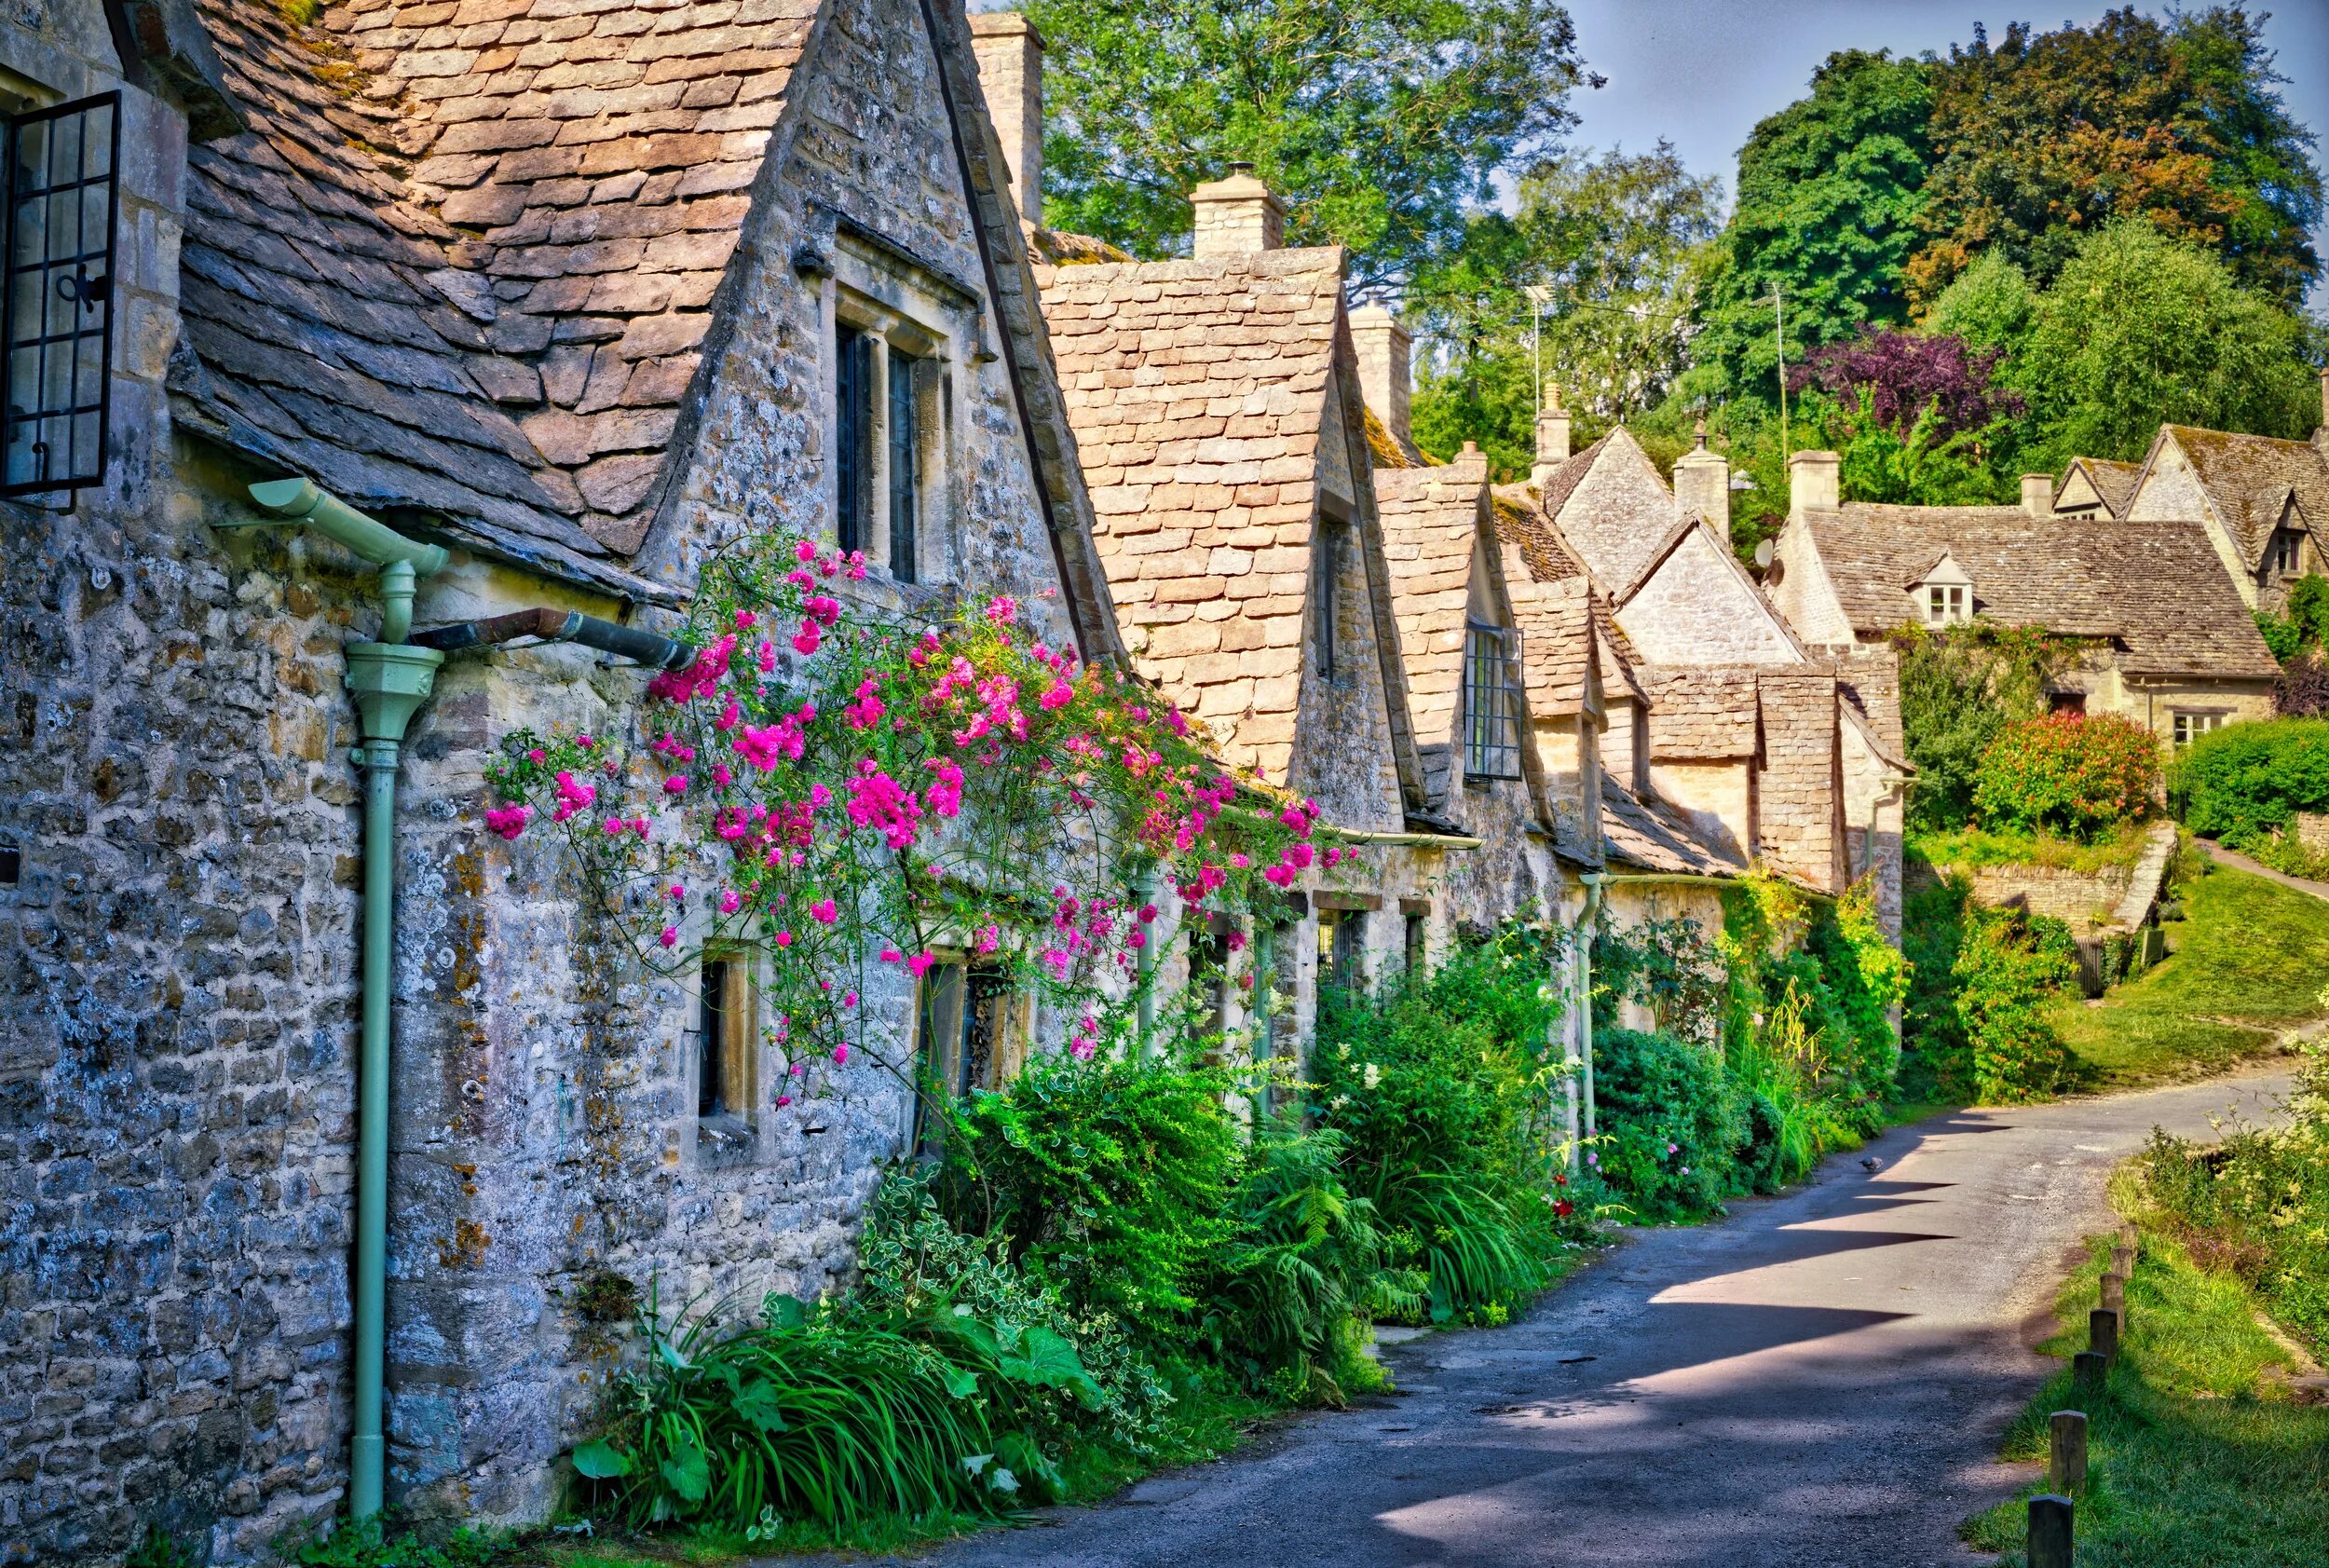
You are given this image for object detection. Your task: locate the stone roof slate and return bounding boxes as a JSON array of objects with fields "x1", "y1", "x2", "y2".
[
  {"x1": 1754, "y1": 668, "x2": 1842, "y2": 893},
  {"x1": 1601, "y1": 781, "x2": 1747, "y2": 878},
  {"x1": 1491, "y1": 485, "x2": 1646, "y2": 709},
  {"x1": 2159, "y1": 424, "x2": 2329, "y2": 566},
  {"x1": 1033, "y1": 246, "x2": 1349, "y2": 781},
  {"x1": 1801, "y1": 505, "x2": 2278, "y2": 678},
  {"x1": 1376, "y1": 455, "x2": 1484, "y2": 807}
]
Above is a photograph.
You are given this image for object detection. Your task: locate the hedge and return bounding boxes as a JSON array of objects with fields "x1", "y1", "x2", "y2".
[{"x1": 2170, "y1": 718, "x2": 2329, "y2": 847}]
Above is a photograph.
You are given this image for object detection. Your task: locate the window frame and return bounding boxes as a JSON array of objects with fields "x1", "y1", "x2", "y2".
[
  {"x1": 1314, "y1": 503, "x2": 1348, "y2": 681},
  {"x1": 825, "y1": 232, "x2": 963, "y2": 583},
  {"x1": 910, "y1": 958, "x2": 1025, "y2": 1155},
  {"x1": 2171, "y1": 710, "x2": 2227, "y2": 748},
  {"x1": 695, "y1": 948, "x2": 758, "y2": 1130},
  {"x1": 1924, "y1": 583, "x2": 1968, "y2": 627},
  {"x1": 1462, "y1": 618, "x2": 1525, "y2": 782},
  {"x1": 1, "y1": 91, "x2": 120, "y2": 498}
]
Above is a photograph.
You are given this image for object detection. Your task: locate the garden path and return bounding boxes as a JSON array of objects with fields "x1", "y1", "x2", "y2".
[
  {"x1": 816, "y1": 1070, "x2": 2292, "y2": 1568},
  {"x1": 2203, "y1": 842, "x2": 2329, "y2": 903}
]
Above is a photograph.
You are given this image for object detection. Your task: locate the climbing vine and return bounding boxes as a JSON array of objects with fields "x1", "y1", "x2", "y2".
[{"x1": 481, "y1": 534, "x2": 1349, "y2": 1111}]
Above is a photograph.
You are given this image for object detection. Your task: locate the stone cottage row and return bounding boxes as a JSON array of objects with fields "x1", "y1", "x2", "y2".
[{"x1": 0, "y1": 1, "x2": 1895, "y2": 1558}]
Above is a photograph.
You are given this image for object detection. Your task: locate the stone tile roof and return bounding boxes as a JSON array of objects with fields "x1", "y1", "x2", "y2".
[
  {"x1": 172, "y1": 0, "x2": 1127, "y2": 647},
  {"x1": 1491, "y1": 485, "x2": 1646, "y2": 709},
  {"x1": 1754, "y1": 668, "x2": 1842, "y2": 893},
  {"x1": 1377, "y1": 454, "x2": 1486, "y2": 808},
  {"x1": 1032, "y1": 246, "x2": 1349, "y2": 781},
  {"x1": 1800, "y1": 505, "x2": 2278, "y2": 678},
  {"x1": 2059, "y1": 456, "x2": 2142, "y2": 518},
  {"x1": 1642, "y1": 667, "x2": 1760, "y2": 760},
  {"x1": 2157, "y1": 425, "x2": 2329, "y2": 567},
  {"x1": 1601, "y1": 781, "x2": 1747, "y2": 878},
  {"x1": 1824, "y1": 645, "x2": 1909, "y2": 771},
  {"x1": 1511, "y1": 574, "x2": 1594, "y2": 708},
  {"x1": 1532, "y1": 428, "x2": 1688, "y2": 593}
]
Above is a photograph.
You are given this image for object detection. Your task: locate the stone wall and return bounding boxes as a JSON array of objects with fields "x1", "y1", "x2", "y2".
[{"x1": 1961, "y1": 863, "x2": 2137, "y2": 932}]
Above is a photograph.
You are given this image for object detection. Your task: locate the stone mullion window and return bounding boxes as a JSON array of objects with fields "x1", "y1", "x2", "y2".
[
  {"x1": 1, "y1": 91, "x2": 119, "y2": 498},
  {"x1": 1462, "y1": 619, "x2": 1525, "y2": 781}
]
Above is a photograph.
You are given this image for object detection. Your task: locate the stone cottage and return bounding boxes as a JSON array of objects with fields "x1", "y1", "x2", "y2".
[
  {"x1": 2050, "y1": 456, "x2": 2142, "y2": 521},
  {"x1": 1493, "y1": 412, "x2": 1910, "y2": 933},
  {"x1": 2118, "y1": 387, "x2": 2329, "y2": 612},
  {"x1": 1, "y1": 0, "x2": 1145, "y2": 1555},
  {"x1": 1771, "y1": 453, "x2": 2281, "y2": 749}
]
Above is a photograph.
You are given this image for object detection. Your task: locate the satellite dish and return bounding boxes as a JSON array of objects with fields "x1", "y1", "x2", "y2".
[{"x1": 1753, "y1": 540, "x2": 1774, "y2": 569}]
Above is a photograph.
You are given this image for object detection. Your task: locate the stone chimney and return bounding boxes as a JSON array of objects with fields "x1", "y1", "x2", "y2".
[
  {"x1": 969, "y1": 13, "x2": 1044, "y2": 229},
  {"x1": 1349, "y1": 305, "x2": 1411, "y2": 451},
  {"x1": 1671, "y1": 418, "x2": 1730, "y2": 536},
  {"x1": 1788, "y1": 450, "x2": 1840, "y2": 517},
  {"x1": 2315, "y1": 364, "x2": 2328, "y2": 451},
  {"x1": 2022, "y1": 472, "x2": 2055, "y2": 518},
  {"x1": 1191, "y1": 164, "x2": 1284, "y2": 257},
  {"x1": 1532, "y1": 381, "x2": 1571, "y2": 487}
]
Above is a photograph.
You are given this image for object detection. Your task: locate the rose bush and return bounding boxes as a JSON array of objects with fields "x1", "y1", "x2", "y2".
[
  {"x1": 483, "y1": 534, "x2": 1351, "y2": 1118},
  {"x1": 1972, "y1": 711, "x2": 2159, "y2": 840}
]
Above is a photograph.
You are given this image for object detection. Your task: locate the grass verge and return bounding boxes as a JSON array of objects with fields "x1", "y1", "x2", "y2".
[
  {"x1": 1962, "y1": 1189, "x2": 2329, "y2": 1565},
  {"x1": 1908, "y1": 821, "x2": 2154, "y2": 875},
  {"x1": 2051, "y1": 862, "x2": 2329, "y2": 1089}
]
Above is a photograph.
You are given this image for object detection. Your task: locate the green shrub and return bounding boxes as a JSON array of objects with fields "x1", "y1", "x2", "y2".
[
  {"x1": 1312, "y1": 929, "x2": 1563, "y2": 1323},
  {"x1": 1203, "y1": 1121, "x2": 1412, "y2": 1403},
  {"x1": 2171, "y1": 716, "x2": 2329, "y2": 847},
  {"x1": 1951, "y1": 902, "x2": 2079, "y2": 1101},
  {"x1": 851, "y1": 1175, "x2": 1172, "y2": 1454},
  {"x1": 1589, "y1": 1028, "x2": 1743, "y2": 1219},
  {"x1": 1892, "y1": 622, "x2": 2066, "y2": 831},
  {"x1": 572, "y1": 1289, "x2": 1028, "y2": 1532},
  {"x1": 938, "y1": 1051, "x2": 1241, "y2": 1343},
  {"x1": 1973, "y1": 711, "x2": 2159, "y2": 839}
]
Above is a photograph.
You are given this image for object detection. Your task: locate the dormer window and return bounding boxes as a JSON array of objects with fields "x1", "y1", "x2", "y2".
[
  {"x1": 1924, "y1": 584, "x2": 1968, "y2": 625},
  {"x1": 1463, "y1": 620, "x2": 1524, "y2": 780},
  {"x1": 2, "y1": 93, "x2": 119, "y2": 498},
  {"x1": 2268, "y1": 530, "x2": 2302, "y2": 577}
]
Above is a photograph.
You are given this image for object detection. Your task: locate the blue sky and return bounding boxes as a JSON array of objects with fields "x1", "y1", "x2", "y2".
[{"x1": 1554, "y1": 0, "x2": 2329, "y2": 307}]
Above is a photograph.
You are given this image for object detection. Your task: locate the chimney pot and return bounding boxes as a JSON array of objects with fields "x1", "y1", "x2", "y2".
[
  {"x1": 2022, "y1": 472, "x2": 2056, "y2": 518},
  {"x1": 969, "y1": 13, "x2": 1045, "y2": 229},
  {"x1": 1532, "y1": 381, "x2": 1571, "y2": 487},
  {"x1": 1348, "y1": 304, "x2": 1412, "y2": 453},
  {"x1": 1191, "y1": 166, "x2": 1285, "y2": 257},
  {"x1": 1673, "y1": 419, "x2": 1731, "y2": 537},
  {"x1": 1788, "y1": 450, "x2": 1840, "y2": 518}
]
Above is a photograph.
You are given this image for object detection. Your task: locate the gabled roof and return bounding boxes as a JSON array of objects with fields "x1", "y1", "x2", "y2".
[
  {"x1": 1531, "y1": 427, "x2": 1689, "y2": 592},
  {"x1": 1601, "y1": 782, "x2": 1748, "y2": 878},
  {"x1": 1035, "y1": 245, "x2": 1423, "y2": 801},
  {"x1": 2154, "y1": 425, "x2": 2329, "y2": 566},
  {"x1": 172, "y1": 0, "x2": 1124, "y2": 650},
  {"x1": 1755, "y1": 668, "x2": 1843, "y2": 894},
  {"x1": 1797, "y1": 505, "x2": 2278, "y2": 679},
  {"x1": 2058, "y1": 457, "x2": 2142, "y2": 519},
  {"x1": 1491, "y1": 485, "x2": 1647, "y2": 708},
  {"x1": 1377, "y1": 454, "x2": 1551, "y2": 824}
]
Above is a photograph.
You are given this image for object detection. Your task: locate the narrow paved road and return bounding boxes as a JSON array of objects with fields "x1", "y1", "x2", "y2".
[{"x1": 844, "y1": 1070, "x2": 2292, "y2": 1568}]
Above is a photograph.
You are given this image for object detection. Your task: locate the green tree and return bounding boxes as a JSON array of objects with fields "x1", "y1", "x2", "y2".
[
  {"x1": 2019, "y1": 218, "x2": 2318, "y2": 463},
  {"x1": 1893, "y1": 624, "x2": 2067, "y2": 832},
  {"x1": 1694, "y1": 49, "x2": 1934, "y2": 412},
  {"x1": 1907, "y1": 7, "x2": 2322, "y2": 307},
  {"x1": 1024, "y1": 0, "x2": 1583, "y2": 291},
  {"x1": 1410, "y1": 142, "x2": 1722, "y2": 474},
  {"x1": 1923, "y1": 251, "x2": 2036, "y2": 358}
]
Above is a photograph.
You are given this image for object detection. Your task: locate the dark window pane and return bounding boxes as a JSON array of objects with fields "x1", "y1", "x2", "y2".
[
  {"x1": 700, "y1": 958, "x2": 730, "y2": 1118},
  {"x1": 2, "y1": 93, "x2": 117, "y2": 496},
  {"x1": 1315, "y1": 520, "x2": 1342, "y2": 676},
  {"x1": 888, "y1": 345, "x2": 918, "y2": 580},
  {"x1": 835, "y1": 325, "x2": 873, "y2": 553}
]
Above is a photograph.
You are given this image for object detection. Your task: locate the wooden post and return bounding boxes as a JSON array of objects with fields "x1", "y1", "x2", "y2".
[
  {"x1": 2100, "y1": 1272, "x2": 2125, "y2": 1316},
  {"x1": 2091, "y1": 1306, "x2": 2120, "y2": 1364},
  {"x1": 2028, "y1": 1493, "x2": 2075, "y2": 1568},
  {"x1": 2110, "y1": 1243, "x2": 2134, "y2": 1275},
  {"x1": 2073, "y1": 1350, "x2": 2108, "y2": 1394},
  {"x1": 2049, "y1": 1410, "x2": 2088, "y2": 1493}
]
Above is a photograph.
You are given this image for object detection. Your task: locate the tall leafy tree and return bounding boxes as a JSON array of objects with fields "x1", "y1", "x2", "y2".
[
  {"x1": 1906, "y1": 7, "x2": 2322, "y2": 307},
  {"x1": 1409, "y1": 143, "x2": 1722, "y2": 476},
  {"x1": 1023, "y1": 0, "x2": 1584, "y2": 291},
  {"x1": 1694, "y1": 49, "x2": 1935, "y2": 412},
  {"x1": 2018, "y1": 218, "x2": 2318, "y2": 463}
]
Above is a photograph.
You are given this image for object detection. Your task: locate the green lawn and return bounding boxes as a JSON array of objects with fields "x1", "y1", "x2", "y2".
[
  {"x1": 1963, "y1": 1223, "x2": 2329, "y2": 1566},
  {"x1": 2053, "y1": 861, "x2": 2329, "y2": 1090}
]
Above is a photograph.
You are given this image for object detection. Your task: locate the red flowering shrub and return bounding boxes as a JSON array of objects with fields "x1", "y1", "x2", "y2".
[
  {"x1": 483, "y1": 534, "x2": 1347, "y2": 1116},
  {"x1": 1971, "y1": 712, "x2": 2160, "y2": 840}
]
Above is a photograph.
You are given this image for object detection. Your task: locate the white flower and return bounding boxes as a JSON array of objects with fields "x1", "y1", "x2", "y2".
[{"x1": 1363, "y1": 1062, "x2": 1382, "y2": 1089}]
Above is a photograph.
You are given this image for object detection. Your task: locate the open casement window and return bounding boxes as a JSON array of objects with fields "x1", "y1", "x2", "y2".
[
  {"x1": 2, "y1": 93, "x2": 118, "y2": 498},
  {"x1": 697, "y1": 950, "x2": 758, "y2": 1130},
  {"x1": 910, "y1": 960, "x2": 1027, "y2": 1155},
  {"x1": 827, "y1": 231, "x2": 962, "y2": 583},
  {"x1": 2171, "y1": 711, "x2": 2227, "y2": 747},
  {"x1": 1463, "y1": 620, "x2": 1525, "y2": 781}
]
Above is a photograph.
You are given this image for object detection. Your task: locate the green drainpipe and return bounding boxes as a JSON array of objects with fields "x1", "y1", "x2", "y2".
[
  {"x1": 234, "y1": 477, "x2": 447, "y2": 1520},
  {"x1": 1574, "y1": 872, "x2": 1608, "y2": 1166}
]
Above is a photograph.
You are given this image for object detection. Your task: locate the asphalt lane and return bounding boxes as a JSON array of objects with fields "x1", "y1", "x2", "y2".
[{"x1": 837, "y1": 1069, "x2": 2292, "y2": 1568}]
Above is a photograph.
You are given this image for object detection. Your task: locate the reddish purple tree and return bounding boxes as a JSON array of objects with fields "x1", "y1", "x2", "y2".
[{"x1": 1791, "y1": 329, "x2": 2023, "y2": 438}]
